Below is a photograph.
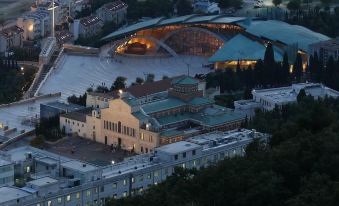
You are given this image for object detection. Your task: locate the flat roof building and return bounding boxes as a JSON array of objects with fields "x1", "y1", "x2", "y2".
[
  {"x1": 0, "y1": 129, "x2": 268, "y2": 206},
  {"x1": 235, "y1": 83, "x2": 339, "y2": 114}
]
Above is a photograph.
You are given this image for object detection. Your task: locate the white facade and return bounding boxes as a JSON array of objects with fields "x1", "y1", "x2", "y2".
[
  {"x1": 17, "y1": 10, "x2": 51, "y2": 40},
  {"x1": 39, "y1": 37, "x2": 57, "y2": 65},
  {"x1": 0, "y1": 26, "x2": 24, "y2": 53},
  {"x1": 0, "y1": 129, "x2": 268, "y2": 206},
  {"x1": 235, "y1": 83, "x2": 339, "y2": 113},
  {"x1": 96, "y1": 1, "x2": 128, "y2": 25},
  {"x1": 0, "y1": 159, "x2": 14, "y2": 187}
]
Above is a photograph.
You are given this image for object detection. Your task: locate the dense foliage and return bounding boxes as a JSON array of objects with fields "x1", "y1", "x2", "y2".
[
  {"x1": 0, "y1": 58, "x2": 36, "y2": 104},
  {"x1": 35, "y1": 116, "x2": 64, "y2": 142},
  {"x1": 106, "y1": 97, "x2": 339, "y2": 206},
  {"x1": 286, "y1": 8, "x2": 339, "y2": 38}
]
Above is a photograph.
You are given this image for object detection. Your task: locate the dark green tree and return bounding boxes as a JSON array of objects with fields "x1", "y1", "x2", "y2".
[
  {"x1": 111, "y1": 76, "x2": 127, "y2": 91},
  {"x1": 176, "y1": 0, "x2": 193, "y2": 15},
  {"x1": 293, "y1": 53, "x2": 303, "y2": 82}
]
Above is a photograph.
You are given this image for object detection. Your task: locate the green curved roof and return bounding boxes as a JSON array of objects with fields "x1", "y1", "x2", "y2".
[{"x1": 102, "y1": 15, "x2": 248, "y2": 40}]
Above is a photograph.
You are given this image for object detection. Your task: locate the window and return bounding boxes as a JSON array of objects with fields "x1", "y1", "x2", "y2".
[
  {"x1": 123, "y1": 191, "x2": 127, "y2": 197},
  {"x1": 147, "y1": 173, "x2": 151, "y2": 179},
  {"x1": 154, "y1": 171, "x2": 159, "y2": 177},
  {"x1": 131, "y1": 177, "x2": 135, "y2": 183},
  {"x1": 140, "y1": 133, "x2": 144, "y2": 140},
  {"x1": 100, "y1": 186, "x2": 104, "y2": 192},
  {"x1": 174, "y1": 155, "x2": 178, "y2": 160},
  {"x1": 183, "y1": 152, "x2": 186, "y2": 158},
  {"x1": 113, "y1": 194, "x2": 117, "y2": 199},
  {"x1": 182, "y1": 163, "x2": 186, "y2": 168},
  {"x1": 57, "y1": 197, "x2": 62, "y2": 203},
  {"x1": 123, "y1": 179, "x2": 127, "y2": 186},
  {"x1": 192, "y1": 150, "x2": 196, "y2": 156},
  {"x1": 47, "y1": 201, "x2": 52, "y2": 206},
  {"x1": 86, "y1": 190, "x2": 91, "y2": 196},
  {"x1": 66, "y1": 195, "x2": 71, "y2": 202},
  {"x1": 145, "y1": 148, "x2": 148, "y2": 153},
  {"x1": 112, "y1": 183, "x2": 117, "y2": 189},
  {"x1": 118, "y1": 121, "x2": 121, "y2": 133},
  {"x1": 76, "y1": 192, "x2": 80, "y2": 199},
  {"x1": 139, "y1": 175, "x2": 143, "y2": 182}
]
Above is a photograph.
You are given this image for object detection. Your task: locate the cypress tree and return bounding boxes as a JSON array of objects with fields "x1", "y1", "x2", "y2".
[
  {"x1": 264, "y1": 43, "x2": 276, "y2": 85},
  {"x1": 282, "y1": 52, "x2": 290, "y2": 84},
  {"x1": 293, "y1": 53, "x2": 303, "y2": 82}
]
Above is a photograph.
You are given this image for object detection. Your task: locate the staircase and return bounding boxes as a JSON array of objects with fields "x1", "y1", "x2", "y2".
[{"x1": 28, "y1": 65, "x2": 51, "y2": 97}]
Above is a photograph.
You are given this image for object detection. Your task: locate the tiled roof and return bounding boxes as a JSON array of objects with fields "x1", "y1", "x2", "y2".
[{"x1": 126, "y1": 78, "x2": 172, "y2": 98}]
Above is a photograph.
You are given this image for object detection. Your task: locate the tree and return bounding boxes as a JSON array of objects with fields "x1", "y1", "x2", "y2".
[
  {"x1": 282, "y1": 52, "x2": 290, "y2": 84},
  {"x1": 135, "y1": 77, "x2": 144, "y2": 85},
  {"x1": 95, "y1": 85, "x2": 109, "y2": 93},
  {"x1": 287, "y1": 0, "x2": 301, "y2": 11},
  {"x1": 145, "y1": 73, "x2": 155, "y2": 83},
  {"x1": 176, "y1": 0, "x2": 193, "y2": 15},
  {"x1": 273, "y1": 0, "x2": 282, "y2": 6},
  {"x1": 217, "y1": 0, "x2": 243, "y2": 8},
  {"x1": 297, "y1": 89, "x2": 306, "y2": 102},
  {"x1": 293, "y1": 53, "x2": 303, "y2": 82},
  {"x1": 111, "y1": 76, "x2": 127, "y2": 91}
]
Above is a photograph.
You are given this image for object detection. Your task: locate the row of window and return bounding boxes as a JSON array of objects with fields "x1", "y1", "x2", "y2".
[
  {"x1": 174, "y1": 150, "x2": 196, "y2": 160},
  {"x1": 103, "y1": 120, "x2": 136, "y2": 137},
  {"x1": 140, "y1": 132, "x2": 153, "y2": 142},
  {"x1": 64, "y1": 119, "x2": 84, "y2": 127}
]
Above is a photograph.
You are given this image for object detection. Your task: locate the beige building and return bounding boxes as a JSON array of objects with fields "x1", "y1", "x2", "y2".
[{"x1": 60, "y1": 76, "x2": 245, "y2": 154}]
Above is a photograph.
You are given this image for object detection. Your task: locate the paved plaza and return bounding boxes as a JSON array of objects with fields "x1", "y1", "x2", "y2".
[{"x1": 37, "y1": 54, "x2": 210, "y2": 101}]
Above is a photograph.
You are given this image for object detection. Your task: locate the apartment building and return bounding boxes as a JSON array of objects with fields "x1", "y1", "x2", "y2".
[
  {"x1": 0, "y1": 129, "x2": 268, "y2": 206},
  {"x1": 96, "y1": 0, "x2": 128, "y2": 25},
  {"x1": 73, "y1": 15, "x2": 104, "y2": 39},
  {"x1": 0, "y1": 26, "x2": 24, "y2": 53}
]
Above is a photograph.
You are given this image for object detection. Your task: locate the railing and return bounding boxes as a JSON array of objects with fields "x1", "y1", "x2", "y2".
[
  {"x1": 23, "y1": 63, "x2": 45, "y2": 99},
  {"x1": 17, "y1": 61, "x2": 39, "y2": 67},
  {"x1": 34, "y1": 47, "x2": 65, "y2": 97}
]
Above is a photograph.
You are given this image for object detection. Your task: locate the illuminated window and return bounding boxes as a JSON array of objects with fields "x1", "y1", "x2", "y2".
[
  {"x1": 86, "y1": 190, "x2": 91, "y2": 196},
  {"x1": 123, "y1": 191, "x2": 127, "y2": 197},
  {"x1": 57, "y1": 198, "x2": 62, "y2": 203},
  {"x1": 76, "y1": 192, "x2": 80, "y2": 199},
  {"x1": 123, "y1": 179, "x2": 127, "y2": 185},
  {"x1": 112, "y1": 183, "x2": 117, "y2": 188},
  {"x1": 66, "y1": 195, "x2": 71, "y2": 202}
]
